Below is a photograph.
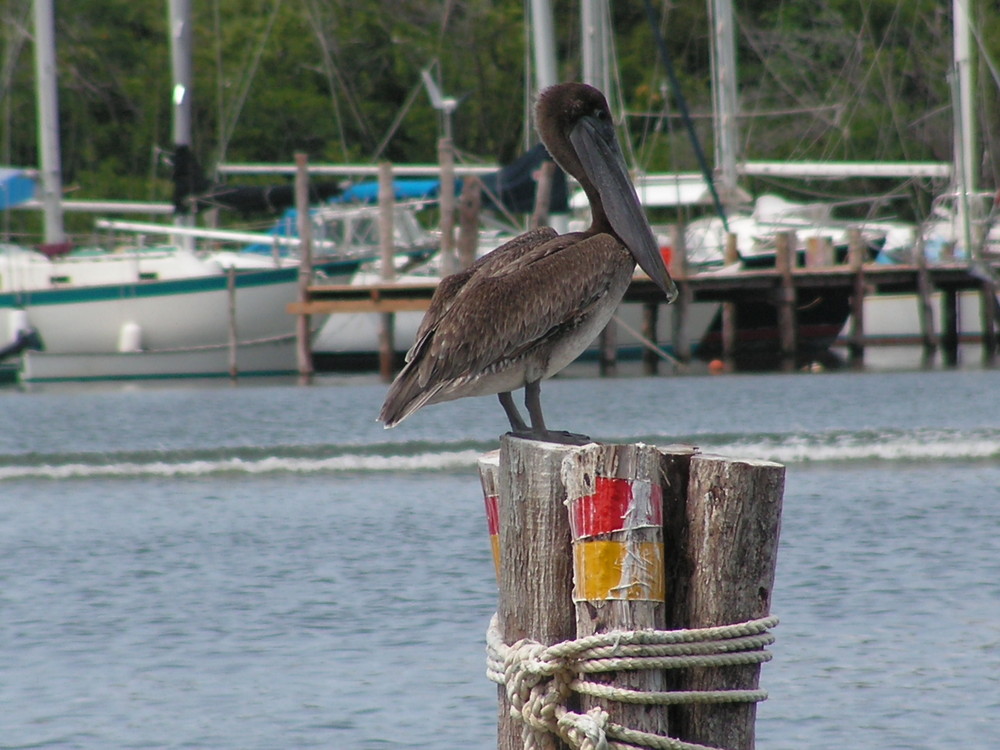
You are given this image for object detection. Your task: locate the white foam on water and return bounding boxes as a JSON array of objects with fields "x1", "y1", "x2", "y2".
[
  {"x1": 2, "y1": 429, "x2": 996, "y2": 482},
  {"x1": 0, "y1": 449, "x2": 485, "y2": 481}
]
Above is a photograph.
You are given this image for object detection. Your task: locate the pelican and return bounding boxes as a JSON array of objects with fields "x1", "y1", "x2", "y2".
[{"x1": 378, "y1": 82, "x2": 677, "y2": 443}]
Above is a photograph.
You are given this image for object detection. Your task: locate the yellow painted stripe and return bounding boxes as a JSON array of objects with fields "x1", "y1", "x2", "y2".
[
  {"x1": 490, "y1": 535, "x2": 501, "y2": 582},
  {"x1": 573, "y1": 540, "x2": 665, "y2": 602}
]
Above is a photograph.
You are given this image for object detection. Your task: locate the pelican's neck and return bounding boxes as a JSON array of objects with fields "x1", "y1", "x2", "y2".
[{"x1": 582, "y1": 182, "x2": 612, "y2": 236}]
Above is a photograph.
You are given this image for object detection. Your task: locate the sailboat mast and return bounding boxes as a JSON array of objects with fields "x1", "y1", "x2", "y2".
[
  {"x1": 32, "y1": 0, "x2": 65, "y2": 245},
  {"x1": 529, "y1": 0, "x2": 558, "y2": 93},
  {"x1": 953, "y1": 0, "x2": 976, "y2": 256},
  {"x1": 581, "y1": 0, "x2": 611, "y2": 96},
  {"x1": 709, "y1": 0, "x2": 739, "y2": 204},
  {"x1": 168, "y1": 0, "x2": 195, "y2": 246}
]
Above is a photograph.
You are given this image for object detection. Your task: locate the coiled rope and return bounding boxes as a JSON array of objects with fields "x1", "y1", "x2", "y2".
[{"x1": 485, "y1": 614, "x2": 778, "y2": 750}]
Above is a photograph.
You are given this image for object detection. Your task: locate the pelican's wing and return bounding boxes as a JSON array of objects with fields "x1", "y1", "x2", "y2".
[
  {"x1": 414, "y1": 231, "x2": 627, "y2": 386},
  {"x1": 405, "y1": 227, "x2": 558, "y2": 363}
]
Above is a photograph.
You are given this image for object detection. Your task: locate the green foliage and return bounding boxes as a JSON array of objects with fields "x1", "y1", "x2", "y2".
[{"x1": 1, "y1": 0, "x2": 998, "y2": 224}]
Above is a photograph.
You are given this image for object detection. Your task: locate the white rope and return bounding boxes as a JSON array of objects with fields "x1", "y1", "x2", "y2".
[{"x1": 486, "y1": 614, "x2": 777, "y2": 750}]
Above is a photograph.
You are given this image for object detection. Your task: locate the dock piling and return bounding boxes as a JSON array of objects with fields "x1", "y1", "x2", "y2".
[
  {"x1": 669, "y1": 224, "x2": 691, "y2": 364},
  {"x1": 941, "y1": 288, "x2": 960, "y2": 366},
  {"x1": 914, "y1": 235, "x2": 938, "y2": 365},
  {"x1": 530, "y1": 160, "x2": 556, "y2": 230},
  {"x1": 641, "y1": 302, "x2": 660, "y2": 375},
  {"x1": 665, "y1": 454, "x2": 784, "y2": 750},
  {"x1": 457, "y1": 175, "x2": 482, "y2": 269},
  {"x1": 775, "y1": 232, "x2": 797, "y2": 371},
  {"x1": 378, "y1": 162, "x2": 396, "y2": 382},
  {"x1": 294, "y1": 152, "x2": 314, "y2": 384},
  {"x1": 721, "y1": 232, "x2": 739, "y2": 371},
  {"x1": 481, "y1": 438, "x2": 783, "y2": 750},
  {"x1": 847, "y1": 227, "x2": 867, "y2": 367},
  {"x1": 438, "y1": 137, "x2": 457, "y2": 276}
]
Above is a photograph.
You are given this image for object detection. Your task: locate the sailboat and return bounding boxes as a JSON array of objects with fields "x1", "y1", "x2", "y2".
[
  {"x1": 668, "y1": 0, "x2": 998, "y2": 363},
  {"x1": 855, "y1": 0, "x2": 1000, "y2": 357},
  {"x1": 0, "y1": 0, "x2": 365, "y2": 383}
]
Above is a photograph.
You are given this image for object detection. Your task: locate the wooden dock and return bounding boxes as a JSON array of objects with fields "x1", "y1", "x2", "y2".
[{"x1": 288, "y1": 256, "x2": 1000, "y2": 374}]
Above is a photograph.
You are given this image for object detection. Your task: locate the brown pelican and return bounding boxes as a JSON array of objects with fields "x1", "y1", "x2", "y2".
[{"x1": 378, "y1": 82, "x2": 677, "y2": 443}]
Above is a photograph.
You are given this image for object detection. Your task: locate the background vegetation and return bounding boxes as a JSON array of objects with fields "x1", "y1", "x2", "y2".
[{"x1": 2, "y1": 0, "x2": 998, "y2": 235}]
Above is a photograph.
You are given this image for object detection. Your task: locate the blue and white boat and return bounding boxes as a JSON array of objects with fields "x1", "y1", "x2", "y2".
[{"x1": 0, "y1": 238, "x2": 362, "y2": 382}]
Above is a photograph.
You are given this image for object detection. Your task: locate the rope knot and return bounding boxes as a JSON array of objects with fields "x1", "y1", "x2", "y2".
[
  {"x1": 560, "y1": 707, "x2": 610, "y2": 750},
  {"x1": 486, "y1": 613, "x2": 778, "y2": 750},
  {"x1": 502, "y1": 636, "x2": 574, "y2": 737}
]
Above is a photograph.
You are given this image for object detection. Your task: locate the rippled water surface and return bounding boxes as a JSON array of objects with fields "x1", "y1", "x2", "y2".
[{"x1": 1, "y1": 368, "x2": 998, "y2": 749}]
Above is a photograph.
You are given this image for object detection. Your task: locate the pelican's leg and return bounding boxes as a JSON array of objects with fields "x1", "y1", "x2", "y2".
[
  {"x1": 519, "y1": 380, "x2": 592, "y2": 445},
  {"x1": 498, "y1": 391, "x2": 529, "y2": 433}
]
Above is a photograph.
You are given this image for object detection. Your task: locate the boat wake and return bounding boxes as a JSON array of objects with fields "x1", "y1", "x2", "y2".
[{"x1": 1, "y1": 427, "x2": 997, "y2": 482}]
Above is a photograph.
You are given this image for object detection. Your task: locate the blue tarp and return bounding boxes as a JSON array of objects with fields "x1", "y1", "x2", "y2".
[
  {"x1": 0, "y1": 168, "x2": 36, "y2": 209},
  {"x1": 331, "y1": 179, "x2": 440, "y2": 204}
]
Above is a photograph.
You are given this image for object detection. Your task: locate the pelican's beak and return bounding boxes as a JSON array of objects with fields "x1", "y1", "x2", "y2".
[{"x1": 570, "y1": 115, "x2": 678, "y2": 302}]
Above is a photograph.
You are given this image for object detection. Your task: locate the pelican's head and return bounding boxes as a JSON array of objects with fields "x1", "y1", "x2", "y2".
[{"x1": 536, "y1": 83, "x2": 678, "y2": 302}]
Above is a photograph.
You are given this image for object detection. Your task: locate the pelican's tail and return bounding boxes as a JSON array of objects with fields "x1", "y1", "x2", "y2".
[{"x1": 377, "y1": 366, "x2": 443, "y2": 428}]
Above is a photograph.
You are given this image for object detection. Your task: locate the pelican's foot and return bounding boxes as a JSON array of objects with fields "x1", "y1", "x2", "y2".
[{"x1": 506, "y1": 429, "x2": 593, "y2": 446}]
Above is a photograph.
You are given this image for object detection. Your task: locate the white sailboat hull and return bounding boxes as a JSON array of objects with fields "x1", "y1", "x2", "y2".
[{"x1": 1, "y1": 259, "x2": 354, "y2": 381}]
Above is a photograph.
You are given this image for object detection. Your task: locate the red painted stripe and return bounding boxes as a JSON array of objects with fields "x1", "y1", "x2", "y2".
[
  {"x1": 570, "y1": 477, "x2": 663, "y2": 537},
  {"x1": 483, "y1": 493, "x2": 500, "y2": 536}
]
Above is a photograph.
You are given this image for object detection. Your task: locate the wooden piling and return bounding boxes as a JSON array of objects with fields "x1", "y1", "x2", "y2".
[
  {"x1": 438, "y1": 137, "x2": 457, "y2": 276},
  {"x1": 294, "y1": 152, "x2": 314, "y2": 384},
  {"x1": 487, "y1": 436, "x2": 576, "y2": 750},
  {"x1": 914, "y1": 235, "x2": 938, "y2": 365},
  {"x1": 721, "y1": 233, "x2": 739, "y2": 371},
  {"x1": 641, "y1": 302, "x2": 660, "y2": 375},
  {"x1": 805, "y1": 235, "x2": 834, "y2": 267},
  {"x1": 669, "y1": 224, "x2": 691, "y2": 364},
  {"x1": 775, "y1": 232, "x2": 797, "y2": 371},
  {"x1": 564, "y1": 443, "x2": 668, "y2": 738},
  {"x1": 847, "y1": 227, "x2": 866, "y2": 368},
  {"x1": 378, "y1": 162, "x2": 396, "y2": 381},
  {"x1": 941, "y1": 287, "x2": 960, "y2": 366},
  {"x1": 666, "y1": 454, "x2": 784, "y2": 750},
  {"x1": 480, "y1": 439, "x2": 783, "y2": 750},
  {"x1": 457, "y1": 174, "x2": 482, "y2": 270},
  {"x1": 530, "y1": 160, "x2": 557, "y2": 230},
  {"x1": 598, "y1": 321, "x2": 618, "y2": 377}
]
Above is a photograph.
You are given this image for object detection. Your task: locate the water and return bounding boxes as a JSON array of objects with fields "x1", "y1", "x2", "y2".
[{"x1": 1, "y1": 367, "x2": 998, "y2": 749}]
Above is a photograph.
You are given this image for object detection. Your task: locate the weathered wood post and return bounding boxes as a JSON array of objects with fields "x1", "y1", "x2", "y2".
[
  {"x1": 598, "y1": 320, "x2": 619, "y2": 377},
  {"x1": 294, "y1": 152, "x2": 314, "y2": 384},
  {"x1": 847, "y1": 227, "x2": 867, "y2": 367},
  {"x1": 457, "y1": 174, "x2": 482, "y2": 269},
  {"x1": 531, "y1": 160, "x2": 557, "y2": 230},
  {"x1": 378, "y1": 161, "x2": 396, "y2": 381},
  {"x1": 774, "y1": 231, "x2": 797, "y2": 371},
  {"x1": 438, "y1": 137, "x2": 458, "y2": 276},
  {"x1": 914, "y1": 234, "x2": 938, "y2": 366},
  {"x1": 665, "y1": 454, "x2": 784, "y2": 750},
  {"x1": 670, "y1": 223, "x2": 691, "y2": 364},
  {"x1": 564, "y1": 443, "x2": 668, "y2": 738},
  {"x1": 641, "y1": 302, "x2": 660, "y2": 375},
  {"x1": 480, "y1": 438, "x2": 783, "y2": 750},
  {"x1": 481, "y1": 437, "x2": 577, "y2": 750},
  {"x1": 721, "y1": 232, "x2": 740, "y2": 371},
  {"x1": 941, "y1": 287, "x2": 960, "y2": 366},
  {"x1": 805, "y1": 235, "x2": 834, "y2": 267}
]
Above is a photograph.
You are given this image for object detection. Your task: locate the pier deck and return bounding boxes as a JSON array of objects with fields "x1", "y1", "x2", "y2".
[{"x1": 288, "y1": 261, "x2": 1000, "y2": 371}]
